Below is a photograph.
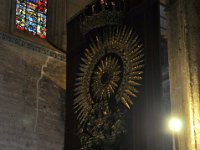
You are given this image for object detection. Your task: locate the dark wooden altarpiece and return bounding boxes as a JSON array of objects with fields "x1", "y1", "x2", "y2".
[{"x1": 65, "y1": 0, "x2": 172, "y2": 149}]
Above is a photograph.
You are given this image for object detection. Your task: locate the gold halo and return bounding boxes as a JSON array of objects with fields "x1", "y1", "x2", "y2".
[
  {"x1": 74, "y1": 26, "x2": 144, "y2": 126},
  {"x1": 91, "y1": 56, "x2": 122, "y2": 100}
]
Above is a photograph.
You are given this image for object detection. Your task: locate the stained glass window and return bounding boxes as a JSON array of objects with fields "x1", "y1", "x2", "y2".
[{"x1": 16, "y1": 0, "x2": 47, "y2": 39}]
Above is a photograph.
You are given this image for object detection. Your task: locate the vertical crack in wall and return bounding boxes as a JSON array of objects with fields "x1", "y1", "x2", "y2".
[{"x1": 34, "y1": 56, "x2": 50, "y2": 132}]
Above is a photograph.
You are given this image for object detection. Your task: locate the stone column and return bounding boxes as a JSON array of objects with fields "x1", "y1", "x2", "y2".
[
  {"x1": 47, "y1": 0, "x2": 67, "y2": 52},
  {"x1": 167, "y1": 0, "x2": 200, "y2": 149}
]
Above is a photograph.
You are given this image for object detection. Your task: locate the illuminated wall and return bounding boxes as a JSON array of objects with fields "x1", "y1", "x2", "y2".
[{"x1": 168, "y1": 0, "x2": 200, "y2": 149}]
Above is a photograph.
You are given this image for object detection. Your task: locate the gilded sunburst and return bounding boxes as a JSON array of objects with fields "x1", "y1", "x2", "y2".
[
  {"x1": 74, "y1": 26, "x2": 144, "y2": 127},
  {"x1": 91, "y1": 56, "x2": 122, "y2": 100}
]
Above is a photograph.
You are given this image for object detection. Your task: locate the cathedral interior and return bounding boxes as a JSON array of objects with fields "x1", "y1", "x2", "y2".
[{"x1": 0, "y1": 0, "x2": 200, "y2": 150}]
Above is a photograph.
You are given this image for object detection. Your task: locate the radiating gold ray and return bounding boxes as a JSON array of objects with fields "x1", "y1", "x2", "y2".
[
  {"x1": 128, "y1": 85, "x2": 139, "y2": 93},
  {"x1": 79, "y1": 63, "x2": 88, "y2": 69},
  {"x1": 129, "y1": 71, "x2": 143, "y2": 76},
  {"x1": 74, "y1": 99, "x2": 85, "y2": 106},
  {"x1": 123, "y1": 93, "x2": 133, "y2": 105},
  {"x1": 74, "y1": 89, "x2": 85, "y2": 96},
  {"x1": 81, "y1": 57, "x2": 89, "y2": 65},
  {"x1": 125, "y1": 28, "x2": 133, "y2": 43},
  {"x1": 128, "y1": 80, "x2": 141, "y2": 86},
  {"x1": 131, "y1": 51, "x2": 144, "y2": 59},
  {"x1": 75, "y1": 81, "x2": 83, "y2": 87},
  {"x1": 130, "y1": 34, "x2": 140, "y2": 46},
  {"x1": 85, "y1": 48, "x2": 91, "y2": 56},
  {"x1": 130, "y1": 55, "x2": 144, "y2": 64},
  {"x1": 97, "y1": 66, "x2": 103, "y2": 73},
  {"x1": 101, "y1": 60, "x2": 105, "y2": 70},
  {"x1": 129, "y1": 76, "x2": 143, "y2": 80},
  {"x1": 109, "y1": 84, "x2": 115, "y2": 94},
  {"x1": 124, "y1": 89, "x2": 137, "y2": 98},
  {"x1": 77, "y1": 107, "x2": 86, "y2": 119},
  {"x1": 131, "y1": 65, "x2": 144, "y2": 71},
  {"x1": 107, "y1": 87, "x2": 111, "y2": 98},
  {"x1": 96, "y1": 36, "x2": 101, "y2": 49},
  {"x1": 89, "y1": 44, "x2": 98, "y2": 55},
  {"x1": 121, "y1": 97, "x2": 130, "y2": 110},
  {"x1": 105, "y1": 57, "x2": 108, "y2": 66},
  {"x1": 117, "y1": 26, "x2": 124, "y2": 42},
  {"x1": 131, "y1": 60, "x2": 144, "y2": 69},
  {"x1": 74, "y1": 87, "x2": 84, "y2": 93},
  {"x1": 124, "y1": 34, "x2": 134, "y2": 49},
  {"x1": 74, "y1": 104, "x2": 84, "y2": 113},
  {"x1": 122, "y1": 27, "x2": 130, "y2": 44},
  {"x1": 77, "y1": 105, "x2": 89, "y2": 120},
  {"x1": 128, "y1": 45, "x2": 142, "y2": 56},
  {"x1": 90, "y1": 40, "x2": 99, "y2": 52},
  {"x1": 79, "y1": 67, "x2": 87, "y2": 73},
  {"x1": 84, "y1": 52, "x2": 92, "y2": 61}
]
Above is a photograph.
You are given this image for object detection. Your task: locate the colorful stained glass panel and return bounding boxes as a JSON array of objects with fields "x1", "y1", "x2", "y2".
[
  {"x1": 27, "y1": 0, "x2": 37, "y2": 4},
  {"x1": 27, "y1": 2, "x2": 37, "y2": 10},
  {"x1": 25, "y1": 20, "x2": 37, "y2": 35},
  {"x1": 17, "y1": 0, "x2": 26, "y2": 5},
  {"x1": 37, "y1": 13, "x2": 46, "y2": 26},
  {"x1": 16, "y1": 4, "x2": 26, "y2": 31},
  {"x1": 16, "y1": 0, "x2": 47, "y2": 39},
  {"x1": 37, "y1": 0, "x2": 47, "y2": 14}
]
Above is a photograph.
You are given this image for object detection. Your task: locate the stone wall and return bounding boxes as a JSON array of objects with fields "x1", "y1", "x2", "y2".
[
  {"x1": 0, "y1": 0, "x2": 12, "y2": 32},
  {"x1": 47, "y1": 0, "x2": 67, "y2": 51},
  {"x1": 168, "y1": 0, "x2": 200, "y2": 149},
  {"x1": 0, "y1": 33, "x2": 66, "y2": 150}
]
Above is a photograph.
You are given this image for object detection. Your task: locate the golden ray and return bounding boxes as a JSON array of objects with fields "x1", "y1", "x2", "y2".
[
  {"x1": 128, "y1": 80, "x2": 141, "y2": 86},
  {"x1": 81, "y1": 57, "x2": 89, "y2": 65},
  {"x1": 121, "y1": 97, "x2": 130, "y2": 110},
  {"x1": 101, "y1": 60, "x2": 105, "y2": 70},
  {"x1": 79, "y1": 63, "x2": 88, "y2": 69},
  {"x1": 74, "y1": 80, "x2": 84, "y2": 85},
  {"x1": 123, "y1": 93, "x2": 133, "y2": 105},
  {"x1": 84, "y1": 52, "x2": 92, "y2": 61},
  {"x1": 129, "y1": 71, "x2": 143, "y2": 76},
  {"x1": 128, "y1": 85, "x2": 139, "y2": 94},
  {"x1": 131, "y1": 65, "x2": 144, "y2": 71},
  {"x1": 128, "y1": 44, "x2": 142, "y2": 57},
  {"x1": 124, "y1": 89, "x2": 137, "y2": 99},
  {"x1": 131, "y1": 63, "x2": 144, "y2": 71},
  {"x1": 131, "y1": 55, "x2": 144, "y2": 64},
  {"x1": 74, "y1": 87, "x2": 84, "y2": 93}
]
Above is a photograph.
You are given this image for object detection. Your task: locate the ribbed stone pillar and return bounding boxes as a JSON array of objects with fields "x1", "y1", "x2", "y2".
[
  {"x1": 47, "y1": 0, "x2": 67, "y2": 52},
  {"x1": 167, "y1": 0, "x2": 200, "y2": 149}
]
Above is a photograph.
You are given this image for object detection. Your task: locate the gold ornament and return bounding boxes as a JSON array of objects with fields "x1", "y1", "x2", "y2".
[
  {"x1": 74, "y1": 26, "x2": 144, "y2": 127},
  {"x1": 91, "y1": 56, "x2": 121, "y2": 100}
]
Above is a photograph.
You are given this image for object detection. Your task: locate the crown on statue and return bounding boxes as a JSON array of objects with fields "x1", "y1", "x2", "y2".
[{"x1": 80, "y1": 0, "x2": 125, "y2": 35}]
